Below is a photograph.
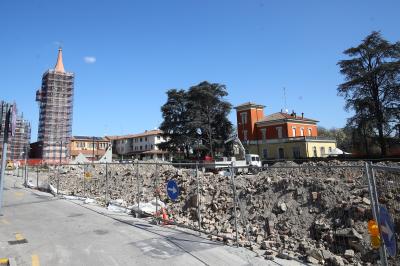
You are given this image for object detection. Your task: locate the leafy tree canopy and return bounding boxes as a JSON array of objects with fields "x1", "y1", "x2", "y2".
[
  {"x1": 159, "y1": 81, "x2": 233, "y2": 159},
  {"x1": 338, "y1": 31, "x2": 400, "y2": 155}
]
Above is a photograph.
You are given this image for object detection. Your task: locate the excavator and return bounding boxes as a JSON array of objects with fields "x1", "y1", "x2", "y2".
[{"x1": 217, "y1": 132, "x2": 262, "y2": 173}]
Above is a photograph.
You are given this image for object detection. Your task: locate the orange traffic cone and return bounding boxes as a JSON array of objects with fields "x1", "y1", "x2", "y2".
[{"x1": 162, "y1": 208, "x2": 169, "y2": 225}]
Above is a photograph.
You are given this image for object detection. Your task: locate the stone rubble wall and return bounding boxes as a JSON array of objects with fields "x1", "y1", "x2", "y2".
[{"x1": 47, "y1": 160, "x2": 400, "y2": 265}]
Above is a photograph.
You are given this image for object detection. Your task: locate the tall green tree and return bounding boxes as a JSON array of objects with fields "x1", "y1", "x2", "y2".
[
  {"x1": 159, "y1": 81, "x2": 233, "y2": 159},
  {"x1": 159, "y1": 89, "x2": 191, "y2": 158},
  {"x1": 187, "y1": 81, "x2": 233, "y2": 157},
  {"x1": 338, "y1": 31, "x2": 400, "y2": 156}
]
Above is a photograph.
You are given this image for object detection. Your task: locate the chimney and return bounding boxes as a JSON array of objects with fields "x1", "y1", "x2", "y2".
[{"x1": 301, "y1": 112, "x2": 304, "y2": 119}]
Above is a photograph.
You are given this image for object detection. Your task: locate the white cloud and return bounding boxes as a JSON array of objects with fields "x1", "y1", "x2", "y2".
[{"x1": 83, "y1": 56, "x2": 96, "y2": 64}]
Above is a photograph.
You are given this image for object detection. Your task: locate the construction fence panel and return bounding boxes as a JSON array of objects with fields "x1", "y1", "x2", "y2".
[
  {"x1": 151, "y1": 162, "x2": 240, "y2": 245},
  {"x1": 195, "y1": 164, "x2": 239, "y2": 244},
  {"x1": 371, "y1": 164, "x2": 400, "y2": 266},
  {"x1": 155, "y1": 162, "x2": 198, "y2": 229},
  {"x1": 25, "y1": 164, "x2": 51, "y2": 190},
  {"x1": 134, "y1": 161, "x2": 159, "y2": 217}
]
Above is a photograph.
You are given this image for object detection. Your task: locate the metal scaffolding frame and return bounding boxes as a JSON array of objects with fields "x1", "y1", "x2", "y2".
[{"x1": 36, "y1": 69, "x2": 74, "y2": 163}]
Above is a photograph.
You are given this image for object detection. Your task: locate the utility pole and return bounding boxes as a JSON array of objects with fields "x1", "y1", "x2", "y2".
[{"x1": 0, "y1": 104, "x2": 11, "y2": 214}]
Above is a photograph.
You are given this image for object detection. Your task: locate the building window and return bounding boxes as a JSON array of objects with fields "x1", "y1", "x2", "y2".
[
  {"x1": 308, "y1": 128, "x2": 312, "y2": 136},
  {"x1": 328, "y1": 147, "x2": 332, "y2": 153},
  {"x1": 145, "y1": 144, "x2": 147, "y2": 150},
  {"x1": 243, "y1": 130, "x2": 248, "y2": 141},
  {"x1": 240, "y1": 112, "x2": 248, "y2": 125},
  {"x1": 140, "y1": 138, "x2": 142, "y2": 142},
  {"x1": 262, "y1": 148, "x2": 268, "y2": 159},
  {"x1": 145, "y1": 137, "x2": 147, "y2": 141},
  {"x1": 300, "y1": 128, "x2": 304, "y2": 136},
  {"x1": 320, "y1": 147, "x2": 325, "y2": 156},
  {"x1": 292, "y1": 127, "x2": 296, "y2": 137},
  {"x1": 261, "y1": 128, "x2": 266, "y2": 142},
  {"x1": 140, "y1": 146, "x2": 142, "y2": 150},
  {"x1": 293, "y1": 147, "x2": 300, "y2": 159},
  {"x1": 157, "y1": 136, "x2": 161, "y2": 140},
  {"x1": 276, "y1": 127, "x2": 282, "y2": 139},
  {"x1": 313, "y1": 146, "x2": 317, "y2": 157}
]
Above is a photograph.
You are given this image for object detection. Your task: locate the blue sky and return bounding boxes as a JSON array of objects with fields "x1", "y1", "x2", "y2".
[{"x1": 1, "y1": 0, "x2": 399, "y2": 141}]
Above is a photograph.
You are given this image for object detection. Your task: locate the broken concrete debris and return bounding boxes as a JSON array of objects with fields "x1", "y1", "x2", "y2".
[{"x1": 47, "y1": 160, "x2": 399, "y2": 265}]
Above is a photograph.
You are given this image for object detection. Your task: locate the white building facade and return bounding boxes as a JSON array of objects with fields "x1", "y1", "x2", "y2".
[{"x1": 110, "y1": 129, "x2": 171, "y2": 161}]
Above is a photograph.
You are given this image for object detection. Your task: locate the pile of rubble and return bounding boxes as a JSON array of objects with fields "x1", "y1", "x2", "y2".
[{"x1": 47, "y1": 160, "x2": 399, "y2": 265}]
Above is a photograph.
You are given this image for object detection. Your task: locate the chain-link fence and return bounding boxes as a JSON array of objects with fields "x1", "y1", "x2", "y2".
[{"x1": 21, "y1": 160, "x2": 399, "y2": 265}]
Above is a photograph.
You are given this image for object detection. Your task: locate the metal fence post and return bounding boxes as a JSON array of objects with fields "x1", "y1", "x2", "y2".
[
  {"x1": 36, "y1": 165, "x2": 39, "y2": 188},
  {"x1": 105, "y1": 162, "x2": 108, "y2": 204},
  {"x1": 370, "y1": 163, "x2": 389, "y2": 266},
  {"x1": 366, "y1": 162, "x2": 388, "y2": 266},
  {"x1": 196, "y1": 162, "x2": 202, "y2": 233},
  {"x1": 230, "y1": 162, "x2": 239, "y2": 247},
  {"x1": 83, "y1": 164, "x2": 86, "y2": 198},
  {"x1": 155, "y1": 162, "x2": 159, "y2": 223},
  {"x1": 23, "y1": 164, "x2": 26, "y2": 186},
  {"x1": 136, "y1": 160, "x2": 140, "y2": 218},
  {"x1": 57, "y1": 164, "x2": 60, "y2": 195},
  {"x1": 25, "y1": 164, "x2": 28, "y2": 186}
]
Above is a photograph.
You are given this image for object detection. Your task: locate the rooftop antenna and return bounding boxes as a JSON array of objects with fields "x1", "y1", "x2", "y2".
[{"x1": 283, "y1": 87, "x2": 288, "y2": 113}]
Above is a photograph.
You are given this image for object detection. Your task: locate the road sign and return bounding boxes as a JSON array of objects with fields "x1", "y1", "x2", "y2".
[
  {"x1": 379, "y1": 205, "x2": 397, "y2": 257},
  {"x1": 166, "y1": 180, "x2": 179, "y2": 201}
]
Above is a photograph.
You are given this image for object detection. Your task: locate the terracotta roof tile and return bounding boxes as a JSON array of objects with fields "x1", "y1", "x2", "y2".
[
  {"x1": 106, "y1": 129, "x2": 163, "y2": 140},
  {"x1": 257, "y1": 112, "x2": 318, "y2": 123}
]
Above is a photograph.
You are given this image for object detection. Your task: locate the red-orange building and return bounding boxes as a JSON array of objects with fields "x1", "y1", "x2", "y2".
[{"x1": 235, "y1": 102, "x2": 336, "y2": 160}]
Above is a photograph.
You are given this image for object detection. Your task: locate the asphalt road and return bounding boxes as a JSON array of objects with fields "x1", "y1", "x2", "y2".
[{"x1": 0, "y1": 173, "x2": 292, "y2": 266}]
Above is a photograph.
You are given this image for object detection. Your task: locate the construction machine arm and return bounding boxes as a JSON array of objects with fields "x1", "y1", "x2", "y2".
[{"x1": 224, "y1": 133, "x2": 246, "y2": 157}]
